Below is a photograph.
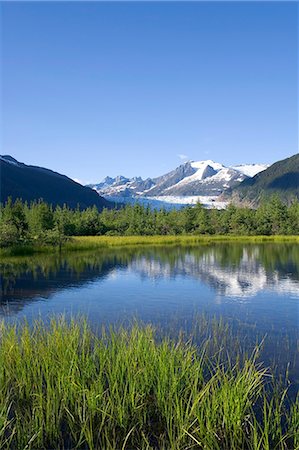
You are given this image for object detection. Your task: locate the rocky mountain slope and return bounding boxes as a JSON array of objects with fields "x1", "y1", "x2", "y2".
[{"x1": 89, "y1": 160, "x2": 268, "y2": 200}]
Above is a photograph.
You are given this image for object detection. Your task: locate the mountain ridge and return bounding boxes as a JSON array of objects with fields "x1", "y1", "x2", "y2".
[
  {"x1": 88, "y1": 159, "x2": 269, "y2": 200},
  {"x1": 2, "y1": 153, "x2": 296, "y2": 210},
  {"x1": 233, "y1": 153, "x2": 299, "y2": 205},
  {"x1": 0, "y1": 155, "x2": 111, "y2": 210}
]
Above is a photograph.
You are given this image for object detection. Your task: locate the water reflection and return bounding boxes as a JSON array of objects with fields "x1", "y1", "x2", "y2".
[
  {"x1": 1, "y1": 244, "x2": 299, "y2": 315},
  {"x1": 1, "y1": 243, "x2": 298, "y2": 388},
  {"x1": 130, "y1": 251, "x2": 299, "y2": 298}
]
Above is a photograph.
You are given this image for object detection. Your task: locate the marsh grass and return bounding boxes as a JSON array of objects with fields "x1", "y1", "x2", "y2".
[
  {"x1": 1, "y1": 234, "x2": 298, "y2": 256},
  {"x1": 67, "y1": 235, "x2": 299, "y2": 252},
  {"x1": 0, "y1": 317, "x2": 298, "y2": 449}
]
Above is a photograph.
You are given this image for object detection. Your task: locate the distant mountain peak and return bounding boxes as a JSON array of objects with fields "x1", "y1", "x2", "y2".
[
  {"x1": 190, "y1": 159, "x2": 224, "y2": 170},
  {"x1": 90, "y1": 158, "x2": 268, "y2": 200}
]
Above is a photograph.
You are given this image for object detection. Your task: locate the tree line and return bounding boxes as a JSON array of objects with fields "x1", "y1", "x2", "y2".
[{"x1": 0, "y1": 197, "x2": 298, "y2": 247}]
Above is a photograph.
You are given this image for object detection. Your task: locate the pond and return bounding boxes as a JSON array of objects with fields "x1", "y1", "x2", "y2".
[{"x1": 1, "y1": 243, "x2": 298, "y2": 386}]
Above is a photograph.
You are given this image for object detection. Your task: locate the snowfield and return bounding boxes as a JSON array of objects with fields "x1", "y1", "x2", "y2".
[
  {"x1": 103, "y1": 195, "x2": 229, "y2": 210},
  {"x1": 233, "y1": 164, "x2": 269, "y2": 177}
]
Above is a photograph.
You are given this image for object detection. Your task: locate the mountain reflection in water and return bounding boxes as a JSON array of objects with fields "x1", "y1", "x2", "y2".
[
  {"x1": 1, "y1": 243, "x2": 298, "y2": 384},
  {"x1": 1, "y1": 244, "x2": 298, "y2": 316}
]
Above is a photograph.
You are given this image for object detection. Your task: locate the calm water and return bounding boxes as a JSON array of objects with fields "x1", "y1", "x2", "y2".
[{"x1": 1, "y1": 243, "x2": 298, "y2": 381}]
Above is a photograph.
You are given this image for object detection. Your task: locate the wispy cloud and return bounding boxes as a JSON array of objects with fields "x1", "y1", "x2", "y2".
[{"x1": 178, "y1": 154, "x2": 188, "y2": 161}]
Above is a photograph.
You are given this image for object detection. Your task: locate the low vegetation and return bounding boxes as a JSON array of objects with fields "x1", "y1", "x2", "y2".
[
  {"x1": 66, "y1": 234, "x2": 299, "y2": 252},
  {"x1": 0, "y1": 317, "x2": 298, "y2": 449},
  {"x1": 0, "y1": 197, "x2": 298, "y2": 253}
]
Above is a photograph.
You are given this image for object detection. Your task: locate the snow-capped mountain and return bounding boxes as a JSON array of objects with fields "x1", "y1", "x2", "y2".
[
  {"x1": 88, "y1": 160, "x2": 268, "y2": 203},
  {"x1": 161, "y1": 161, "x2": 246, "y2": 196}
]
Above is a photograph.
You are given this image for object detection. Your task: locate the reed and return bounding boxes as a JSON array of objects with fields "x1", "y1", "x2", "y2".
[{"x1": 0, "y1": 317, "x2": 297, "y2": 449}]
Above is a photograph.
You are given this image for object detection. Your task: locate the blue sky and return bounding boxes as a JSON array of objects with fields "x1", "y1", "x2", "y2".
[{"x1": 2, "y1": 1, "x2": 298, "y2": 183}]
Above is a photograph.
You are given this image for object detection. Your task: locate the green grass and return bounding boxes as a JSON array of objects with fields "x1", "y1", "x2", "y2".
[
  {"x1": 67, "y1": 234, "x2": 299, "y2": 250},
  {"x1": 1, "y1": 234, "x2": 298, "y2": 257},
  {"x1": 0, "y1": 317, "x2": 298, "y2": 449}
]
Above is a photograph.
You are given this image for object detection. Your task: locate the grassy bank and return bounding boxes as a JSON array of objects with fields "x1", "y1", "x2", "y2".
[
  {"x1": 1, "y1": 234, "x2": 298, "y2": 256},
  {"x1": 0, "y1": 317, "x2": 298, "y2": 449},
  {"x1": 67, "y1": 234, "x2": 299, "y2": 251}
]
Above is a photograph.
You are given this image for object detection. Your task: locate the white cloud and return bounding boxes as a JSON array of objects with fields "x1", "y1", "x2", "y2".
[{"x1": 178, "y1": 154, "x2": 188, "y2": 161}]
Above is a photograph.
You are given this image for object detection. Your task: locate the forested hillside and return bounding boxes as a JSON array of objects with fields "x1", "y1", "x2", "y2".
[
  {"x1": 0, "y1": 155, "x2": 111, "y2": 210},
  {"x1": 233, "y1": 153, "x2": 299, "y2": 204},
  {"x1": 1, "y1": 197, "x2": 298, "y2": 248}
]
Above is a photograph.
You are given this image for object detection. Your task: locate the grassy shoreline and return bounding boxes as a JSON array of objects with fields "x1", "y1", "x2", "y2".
[
  {"x1": 1, "y1": 234, "x2": 298, "y2": 256},
  {"x1": 0, "y1": 317, "x2": 298, "y2": 449}
]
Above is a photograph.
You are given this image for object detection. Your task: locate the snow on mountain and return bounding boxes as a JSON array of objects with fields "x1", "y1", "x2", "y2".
[
  {"x1": 233, "y1": 163, "x2": 269, "y2": 177},
  {"x1": 162, "y1": 161, "x2": 248, "y2": 196},
  {"x1": 148, "y1": 195, "x2": 228, "y2": 209},
  {"x1": 89, "y1": 159, "x2": 268, "y2": 207},
  {"x1": 175, "y1": 161, "x2": 220, "y2": 186},
  {"x1": 191, "y1": 160, "x2": 224, "y2": 171},
  {"x1": 88, "y1": 176, "x2": 155, "y2": 198}
]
